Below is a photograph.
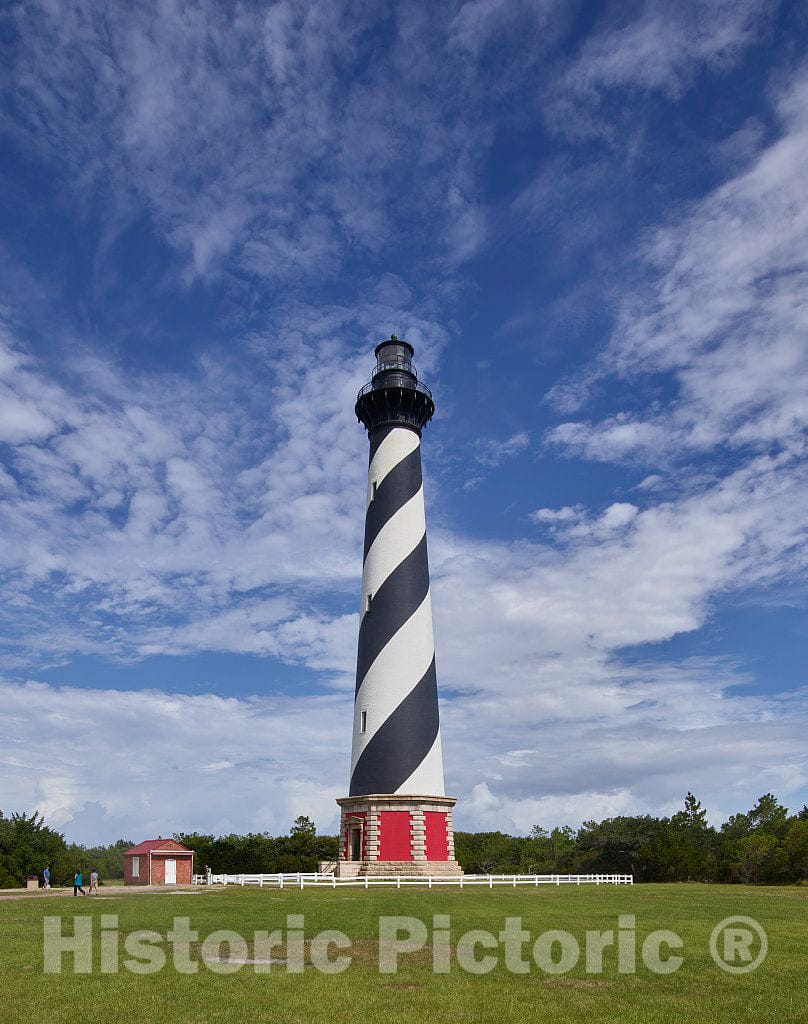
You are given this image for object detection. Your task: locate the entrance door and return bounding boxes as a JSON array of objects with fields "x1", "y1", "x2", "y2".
[
  {"x1": 350, "y1": 829, "x2": 361, "y2": 861},
  {"x1": 164, "y1": 858, "x2": 177, "y2": 884}
]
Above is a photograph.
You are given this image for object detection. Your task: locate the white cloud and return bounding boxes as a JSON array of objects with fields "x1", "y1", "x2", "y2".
[
  {"x1": 474, "y1": 431, "x2": 530, "y2": 467},
  {"x1": 548, "y1": 70, "x2": 808, "y2": 460},
  {"x1": 449, "y1": 0, "x2": 564, "y2": 57},
  {"x1": 636, "y1": 474, "x2": 663, "y2": 491},
  {"x1": 531, "y1": 504, "x2": 584, "y2": 524},
  {"x1": 445, "y1": 186, "x2": 487, "y2": 265},
  {"x1": 0, "y1": 680, "x2": 351, "y2": 843},
  {"x1": 0, "y1": 389, "x2": 56, "y2": 443},
  {"x1": 0, "y1": 304, "x2": 449, "y2": 665},
  {"x1": 548, "y1": 416, "x2": 672, "y2": 462},
  {"x1": 0, "y1": 1, "x2": 500, "y2": 285},
  {"x1": 545, "y1": 0, "x2": 770, "y2": 138}
]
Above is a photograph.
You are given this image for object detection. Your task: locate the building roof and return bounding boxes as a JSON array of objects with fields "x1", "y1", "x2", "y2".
[{"x1": 124, "y1": 838, "x2": 193, "y2": 856}]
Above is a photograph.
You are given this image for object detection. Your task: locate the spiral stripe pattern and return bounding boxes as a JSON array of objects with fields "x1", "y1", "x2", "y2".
[{"x1": 350, "y1": 424, "x2": 445, "y2": 797}]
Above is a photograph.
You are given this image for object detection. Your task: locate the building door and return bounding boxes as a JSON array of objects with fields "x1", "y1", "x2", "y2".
[
  {"x1": 350, "y1": 828, "x2": 361, "y2": 861},
  {"x1": 164, "y1": 858, "x2": 177, "y2": 884}
]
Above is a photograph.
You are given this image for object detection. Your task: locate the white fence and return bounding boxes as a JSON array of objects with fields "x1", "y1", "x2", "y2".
[{"x1": 192, "y1": 872, "x2": 633, "y2": 889}]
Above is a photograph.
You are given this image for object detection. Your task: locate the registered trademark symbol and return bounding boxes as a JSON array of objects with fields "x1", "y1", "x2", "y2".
[{"x1": 709, "y1": 916, "x2": 768, "y2": 974}]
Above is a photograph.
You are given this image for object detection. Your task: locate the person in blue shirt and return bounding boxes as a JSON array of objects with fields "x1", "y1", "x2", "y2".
[
  {"x1": 42, "y1": 865, "x2": 51, "y2": 890},
  {"x1": 73, "y1": 870, "x2": 86, "y2": 896}
]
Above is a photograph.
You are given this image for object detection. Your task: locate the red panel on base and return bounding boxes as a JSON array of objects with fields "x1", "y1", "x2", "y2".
[
  {"x1": 379, "y1": 811, "x2": 413, "y2": 861},
  {"x1": 424, "y1": 811, "x2": 449, "y2": 860}
]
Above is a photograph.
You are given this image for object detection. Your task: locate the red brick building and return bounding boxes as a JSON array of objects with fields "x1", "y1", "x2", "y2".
[{"x1": 123, "y1": 838, "x2": 194, "y2": 886}]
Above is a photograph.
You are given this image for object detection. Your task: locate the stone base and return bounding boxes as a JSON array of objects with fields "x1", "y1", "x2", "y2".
[
  {"x1": 333, "y1": 861, "x2": 362, "y2": 879},
  {"x1": 337, "y1": 859, "x2": 463, "y2": 877}
]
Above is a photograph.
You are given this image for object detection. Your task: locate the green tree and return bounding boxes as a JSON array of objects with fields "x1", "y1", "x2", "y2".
[
  {"x1": 780, "y1": 820, "x2": 808, "y2": 881},
  {"x1": 671, "y1": 792, "x2": 709, "y2": 832},
  {"x1": 454, "y1": 832, "x2": 522, "y2": 873},
  {"x1": 668, "y1": 793, "x2": 716, "y2": 880},
  {"x1": 748, "y1": 793, "x2": 789, "y2": 838},
  {"x1": 290, "y1": 815, "x2": 317, "y2": 837},
  {"x1": 718, "y1": 794, "x2": 791, "y2": 882},
  {"x1": 729, "y1": 832, "x2": 778, "y2": 883},
  {"x1": 575, "y1": 816, "x2": 660, "y2": 879},
  {"x1": 0, "y1": 810, "x2": 68, "y2": 887},
  {"x1": 174, "y1": 833, "x2": 216, "y2": 874},
  {"x1": 721, "y1": 812, "x2": 752, "y2": 839},
  {"x1": 522, "y1": 826, "x2": 577, "y2": 872}
]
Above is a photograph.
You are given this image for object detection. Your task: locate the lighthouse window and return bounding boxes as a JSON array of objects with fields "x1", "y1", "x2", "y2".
[
  {"x1": 371, "y1": 480, "x2": 377, "y2": 500},
  {"x1": 360, "y1": 709, "x2": 367, "y2": 733},
  {"x1": 366, "y1": 592, "x2": 373, "y2": 613}
]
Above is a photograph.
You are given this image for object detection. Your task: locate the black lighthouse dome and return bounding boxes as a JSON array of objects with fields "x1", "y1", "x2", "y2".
[{"x1": 355, "y1": 335, "x2": 435, "y2": 435}]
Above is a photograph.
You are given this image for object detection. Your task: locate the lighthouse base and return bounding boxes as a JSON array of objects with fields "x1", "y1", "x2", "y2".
[{"x1": 336, "y1": 794, "x2": 462, "y2": 877}]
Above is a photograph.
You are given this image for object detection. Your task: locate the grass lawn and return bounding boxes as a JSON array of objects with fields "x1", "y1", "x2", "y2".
[{"x1": 1, "y1": 883, "x2": 805, "y2": 1024}]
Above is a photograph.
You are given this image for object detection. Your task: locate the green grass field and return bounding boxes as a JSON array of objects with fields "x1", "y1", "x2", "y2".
[{"x1": 1, "y1": 883, "x2": 805, "y2": 1024}]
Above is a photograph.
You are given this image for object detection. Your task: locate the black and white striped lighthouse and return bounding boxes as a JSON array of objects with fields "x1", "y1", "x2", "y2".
[{"x1": 336, "y1": 337, "x2": 461, "y2": 876}]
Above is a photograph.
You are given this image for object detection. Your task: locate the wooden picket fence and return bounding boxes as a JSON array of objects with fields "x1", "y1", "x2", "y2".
[{"x1": 192, "y1": 872, "x2": 633, "y2": 889}]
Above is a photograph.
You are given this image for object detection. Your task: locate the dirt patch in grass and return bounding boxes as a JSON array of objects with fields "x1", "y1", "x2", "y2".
[
  {"x1": 0, "y1": 885, "x2": 207, "y2": 901},
  {"x1": 188, "y1": 938, "x2": 438, "y2": 969}
]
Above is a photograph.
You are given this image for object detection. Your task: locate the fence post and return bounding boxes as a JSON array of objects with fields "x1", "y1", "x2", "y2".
[{"x1": 489, "y1": 875, "x2": 493, "y2": 889}]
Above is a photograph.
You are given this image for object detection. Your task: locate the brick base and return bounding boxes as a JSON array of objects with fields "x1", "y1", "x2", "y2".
[{"x1": 336, "y1": 793, "x2": 461, "y2": 875}]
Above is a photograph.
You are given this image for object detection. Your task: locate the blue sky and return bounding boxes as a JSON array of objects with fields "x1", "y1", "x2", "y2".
[{"x1": 1, "y1": 0, "x2": 807, "y2": 845}]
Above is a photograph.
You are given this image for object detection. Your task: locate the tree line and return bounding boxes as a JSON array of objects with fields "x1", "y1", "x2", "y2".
[
  {"x1": 175, "y1": 816, "x2": 340, "y2": 875},
  {"x1": 2, "y1": 794, "x2": 807, "y2": 887},
  {"x1": 456, "y1": 793, "x2": 808, "y2": 883}
]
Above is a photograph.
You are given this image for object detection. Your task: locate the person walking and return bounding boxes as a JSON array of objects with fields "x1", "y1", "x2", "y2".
[
  {"x1": 42, "y1": 864, "x2": 51, "y2": 890},
  {"x1": 89, "y1": 869, "x2": 99, "y2": 895},
  {"x1": 73, "y1": 870, "x2": 86, "y2": 896}
]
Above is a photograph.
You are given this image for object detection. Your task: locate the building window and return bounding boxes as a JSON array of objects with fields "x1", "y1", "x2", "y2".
[
  {"x1": 371, "y1": 480, "x2": 377, "y2": 500},
  {"x1": 365, "y1": 592, "x2": 373, "y2": 613},
  {"x1": 132, "y1": 856, "x2": 140, "y2": 878},
  {"x1": 360, "y1": 709, "x2": 367, "y2": 734}
]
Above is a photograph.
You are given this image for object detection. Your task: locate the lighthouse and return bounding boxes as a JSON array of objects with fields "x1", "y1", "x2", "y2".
[{"x1": 336, "y1": 336, "x2": 461, "y2": 876}]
